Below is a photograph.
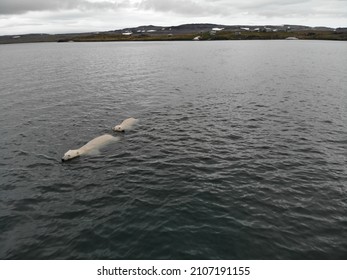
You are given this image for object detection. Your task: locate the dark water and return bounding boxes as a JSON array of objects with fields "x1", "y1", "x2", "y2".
[{"x1": 0, "y1": 41, "x2": 346, "y2": 259}]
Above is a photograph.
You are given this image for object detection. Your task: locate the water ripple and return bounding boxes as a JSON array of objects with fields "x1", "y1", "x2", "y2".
[{"x1": 1, "y1": 41, "x2": 347, "y2": 259}]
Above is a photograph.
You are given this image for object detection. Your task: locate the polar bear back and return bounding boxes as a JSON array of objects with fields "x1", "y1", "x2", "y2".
[{"x1": 80, "y1": 134, "x2": 117, "y2": 153}]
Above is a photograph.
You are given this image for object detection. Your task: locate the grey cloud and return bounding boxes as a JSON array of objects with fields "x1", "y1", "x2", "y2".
[
  {"x1": 0, "y1": 0, "x2": 345, "y2": 35},
  {"x1": 139, "y1": 0, "x2": 347, "y2": 20},
  {"x1": 2, "y1": 0, "x2": 346, "y2": 19},
  {"x1": 81, "y1": 0, "x2": 130, "y2": 10},
  {"x1": 0, "y1": 0, "x2": 129, "y2": 15},
  {"x1": 0, "y1": 0, "x2": 75, "y2": 14},
  {"x1": 139, "y1": 0, "x2": 212, "y2": 16},
  {"x1": 138, "y1": 0, "x2": 248, "y2": 17},
  {"x1": 139, "y1": 0, "x2": 302, "y2": 14},
  {"x1": 232, "y1": 0, "x2": 310, "y2": 9}
]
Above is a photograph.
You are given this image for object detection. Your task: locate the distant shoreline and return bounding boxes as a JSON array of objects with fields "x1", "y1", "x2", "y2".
[
  {"x1": 68, "y1": 31, "x2": 347, "y2": 42},
  {"x1": 1, "y1": 23, "x2": 346, "y2": 44}
]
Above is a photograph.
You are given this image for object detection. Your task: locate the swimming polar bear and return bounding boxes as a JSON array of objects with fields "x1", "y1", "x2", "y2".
[
  {"x1": 62, "y1": 134, "x2": 119, "y2": 162},
  {"x1": 112, "y1": 117, "x2": 138, "y2": 132}
]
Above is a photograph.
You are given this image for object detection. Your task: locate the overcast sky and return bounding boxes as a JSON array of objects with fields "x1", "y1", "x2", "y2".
[{"x1": 0, "y1": 0, "x2": 346, "y2": 35}]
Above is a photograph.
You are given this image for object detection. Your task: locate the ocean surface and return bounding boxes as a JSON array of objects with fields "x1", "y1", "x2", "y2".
[{"x1": 0, "y1": 40, "x2": 346, "y2": 259}]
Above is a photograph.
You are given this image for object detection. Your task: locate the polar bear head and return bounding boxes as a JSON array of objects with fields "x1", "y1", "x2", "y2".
[
  {"x1": 61, "y1": 149, "x2": 80, "y2": 162},
  {"x1": 113, "y1": 125, "x2": 124, "y2": 132}
]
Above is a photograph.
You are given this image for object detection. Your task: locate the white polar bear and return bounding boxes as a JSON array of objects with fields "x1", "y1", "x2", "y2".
[
  {"x1": 112, "y1": 117, "x2": 138, "y2": 132},
  {"x1": 62, "y1": 134, "x2": 118, "y2": 162}
]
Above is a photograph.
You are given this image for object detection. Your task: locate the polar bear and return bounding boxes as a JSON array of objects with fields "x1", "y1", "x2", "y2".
[
  {"x1": 112, "y1": 117, "x2": 138, "y2": 132},
  {"x1": 62, "y1": 134, "x2": 118, "y2": 162}
]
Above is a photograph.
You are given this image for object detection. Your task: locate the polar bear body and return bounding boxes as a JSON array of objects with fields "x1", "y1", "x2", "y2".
[
  {"x1": 62, "y1": 134, "x2": 118, "y2": 161},
  {"x1": 113, "y1": 117, "x2": 138, "y2": 132}
]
